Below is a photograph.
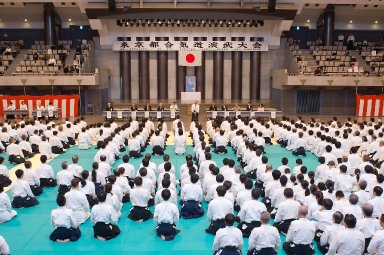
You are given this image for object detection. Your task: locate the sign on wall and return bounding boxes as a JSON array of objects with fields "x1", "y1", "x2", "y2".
[{"x1": 113, "y1": 40, "x2": 268, "y2": 51}]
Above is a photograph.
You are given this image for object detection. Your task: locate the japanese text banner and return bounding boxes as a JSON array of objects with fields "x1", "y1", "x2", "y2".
[{"x1": 113, "y1": 40, "x2": 268, "y2": 51}]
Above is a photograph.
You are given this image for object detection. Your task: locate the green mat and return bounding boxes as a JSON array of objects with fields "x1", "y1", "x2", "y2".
[{"x1": 0, "y1": 144, "x2": 322, "y2": 255}]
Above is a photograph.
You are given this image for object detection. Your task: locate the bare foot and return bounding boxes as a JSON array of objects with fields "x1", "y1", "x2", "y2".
[
  {"x1": 97, "y1": 236, "x2": 106, "y2": 241},
  {"x1": 161, "y1": 235, "x2": 166, "y2": 241},
  {"x1": 57, "y1": 239, "x2": 70, "y2": 243},
  {"x1": 136, "y1": 219, "x2": 144, "y2": 223}
]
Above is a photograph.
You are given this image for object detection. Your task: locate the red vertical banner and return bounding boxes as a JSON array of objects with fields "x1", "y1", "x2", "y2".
[
  {"x1": 356, "y1": 95, "x2": 384, "y2": 117},
  {"x1": 0, "y1": 95, "x2": 80, "y2": 117}
]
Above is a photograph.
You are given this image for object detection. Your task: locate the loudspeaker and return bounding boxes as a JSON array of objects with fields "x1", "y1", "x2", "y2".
[
  {"x1": 108, "y1": 0, "x2": 116, "y2": 11},
  {"x1": 268, "y1": 0, "x2": 276, "y2": 12}
]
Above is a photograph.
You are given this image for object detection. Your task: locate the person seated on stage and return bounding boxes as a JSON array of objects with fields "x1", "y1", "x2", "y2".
[
  {"x1": 37, "y1": 155, "x2": 57, "y2": 188},
  {"x1": 6, "y1": 102, "x2": 15, "y2": 120},
  {"x1": 221, "y1": 102, "x2": 228, "y2": 111},
  {"x1": 170, "y1": 101, "x2": 178, "y2": 112},
  {"x1": 65, "y1": 178, "x2": 91, "y2": 225},
  {"x1": 6, "y1": 137, "x2": 25, "y2": 165},
  {"x1": 154, "y1": 189, "x2": 180, "y2": 241},
  {"x1": 248, "y1": 211, "x2": 280, "y2": 255},
  {"x1": 180, "y1": 174, "x2": 204, "y2": 219},
  {"x1": 157, "y1": 103, "x2": 165, "y2": 111},
  {"x1": 29, "y1": 130, "x2": 42, "y2": 153},
  {"x1": 19, "y1": 134, "x2": 35, "y2": 159},
  {"x1": 212, "y1": 213, "x2": 243, "y2": 255},
  {"x1": 282, "y1": 205, "x2": 316, "y2": 255},
  {"x1": 23, "y1": 161, "x2": 43, "y2": 196},
  {"x1": 151, "y1": 130, "x2": 165, "y2": 156},
  {"x1": 256, "y1": 104, "x2": 264, "y2": 112},
  {"x1": 20, "y1": 100, "x2": 27, "y2": 110},
  {"x1": 91, "y1": 190, "x2": 120, "y2": 241},
  {"x1": 50, "y1": 194, "x2": 81, "y2": 243},
  {"x1": 174, "y1": 129, "x2": 187, "y2": 156},
  {"x1": 144, "y1": 103, "x2": 152, "y2": 112},
  {"x1": 39, "y1": 136, "x2": 53, "y2": 159},
  {"x1": 274, "y1": 188, "x2": 300, "y2": 234},
  {"x1": 246, "y1": 101, "x2": 252, "y2": 111},
  {"x1": 57, "y1": 161, "x2": 74, "y2": 195},
  {"x1": 238, "y1": 188, "x2": 267, "y2": 238},
  {"x1": 0, "y1": 157, "x2": 12, "y2": 187},
  {"x1": 209, "y1": 102, "x2": 218, "y2": 111},
  {"x1": 327, "y1": 214, "x2": 365, "y2": 255},
  {"x1": 50, "y1": 130, "x2": 64, "y2": 154},
  {"x1": 46, "y1": 102, "x2": 56, "y2": 119},
  {"x1": 318, "y1": 211, "x2": 345, "y2": 254},
  {"x1": 233, "y1": 103, "x2": 241, "y2": 112},
  {"x1": 368, "y1": 214, "x2": 384, "y2": 254},
  {"x1": 78, "y1": 127, "x2": 91, "y2": 150},
  {"x1": 206, "y1": 186, "x2": 233, "y2": 235},
  {"x1": 128, "y1": 176, "x2": 154, "y2": 222},
  {"x1": 128, "y1": 132, "x2": 143, "y2": 158},
  {"x1": 11, "y1": 169, "x2": 39, "y2": 208},
  {"x1": 0, "y1": 182, "x2": 17, "y2": 224},
  {"x1": 106, "y1": 102, "x2": 113, "y2": 111},
  {"x1": 214, "y1": 130, "x2": 228, "y2": 154},
  {"x1": 37, "y1": 103, "x2": 45, "y2": 111},
  {"x1": 130, "y1": 103, "x2": 138, "y2": 111}
]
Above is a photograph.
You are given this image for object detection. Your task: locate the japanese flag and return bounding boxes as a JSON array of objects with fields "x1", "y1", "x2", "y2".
[{"x1": 178, "y1": 51, "x2": 202, "y2": 66}]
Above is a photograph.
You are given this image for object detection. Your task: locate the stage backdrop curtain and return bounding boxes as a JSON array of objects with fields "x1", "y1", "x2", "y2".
[{"x1": 0, "y1": 95, "x2": 80, "y2": 117}]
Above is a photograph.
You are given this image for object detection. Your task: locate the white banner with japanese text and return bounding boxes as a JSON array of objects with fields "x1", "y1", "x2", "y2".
[{"x1": 113, "y1": 40, "x2": 268, "y2": 51}]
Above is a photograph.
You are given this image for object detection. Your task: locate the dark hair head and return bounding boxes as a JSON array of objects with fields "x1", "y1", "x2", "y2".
[
  {"x1": 344, "y1": 214, "x2": 357, "y2": 228},
  {"x1": 97, "y1": 190, "x2": 107, "y2": 202},
  {"x1": 161, "y1": 189, "x2": 171, "y2": 201},
  {"x1": 251, "y1": 188, "x2": 261, "y2": 200},
  {"x1": 224, "y1": 213, "x2": 235, "y2": 226},
  {"x1": 56, "y1": 194, "x2": 66, "y2": 207},
  {"x1": 15, "y1": 169, "x2": 24, "y2": 178},
  {"x1": 284, "y1": 188, "x2": 294, "y2": 198}
]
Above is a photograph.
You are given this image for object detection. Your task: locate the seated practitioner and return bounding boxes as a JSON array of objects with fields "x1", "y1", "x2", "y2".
[
  {"x1": 50, "y1": 131, "x2": 64, "y2": 154},
  {"x1": 356, "y1": 203, "x2": 381, "y2": 253},
  {"x1": 29, "y1": 130, "x2": 41, "y2": 153},
  {"x1": 128, "y1": 132, "x2": 142, "y2": 158},
  {"x1": 90, "y1": 162, "x2": 107, "y2": 194},
  {"x1": 39, "y1": 136, "x2": 53, "y2": 159},
  {"x1": 65, "y1": 179, "x2": 91, "y2": 225},
  {"x1": 0, "y1": 182, "x2": 17, "y2": 223},
  {"x1": 248, "y1": 211, "x2": 280, "y2": 255},
  {"x1": 318, "y1": 211, "x2": 345, "y2": 254},
  {"x1": 234, "y1": 179, "x2": 254, "y2": 212},
  {"x1": 274, "y1": 188, "x2": 300, "y2": 234},
  {"x1": 180, "y1": 174, "x2": 204, "y2": 219},
  {"x1": 128, "y1": 176, "x2": 153, "y2": 222},
  {"x1": 11, "y1": 169, "x2": 39, "y2": 208},
  {"x1": 0, "y1": 235, "x2": 10, "y2": 255},
  {"x1": 78, "y1": 128, "x2": 92, "y2": 150},
  {"x1": 312, "y1": 198, "x2": 334, "y2": 242},
  {"x1": 57, "y1": 161, "x2": 74, "y2": 194},
  {"x1": 206, "y1": 186, "x2": 234, "y2": 235},
  {"x1": 80, "y1": 171, "x2": 98, "y2": 207},
  {"x1": 117, "y1": 155, "x2": 135, "y2": 188},
  {"x1": 151, "y1": 130, "x2": 165, "y2": 156},
  {"x1": 114, "y1": 168, "x2": 131, "y2": 203},
  {"x1": 367, "y1": 214, "x2": 384, "y2": 255},
  {"x1": 91, "y1": 191, "x2": 120, "y2": 241},
  {"x1": 215, "y1": 130, "x2": 228, "y2": 154},
  {"x1": 283, "y1": 205, "x2": 316, "y2": 255},
  {"x1": 155, "y1": 178, "x2": 177, "y2": 205},
  {"x1": 292, "y1": 132, "x2": 307, "y2": 156},
  {"x1": 0, "y1": 157, "x2": 11, "y2": 187},
  {"x1": 238, "y1": 188, "x2": 267, "y2": 238},
  {"x1": 174, "y1": 129, "x2": 187, "y2": 155},
  {"x1": 154, "y1": 189, "x2": 180, "y2": 241},
  {"x1": 327, "y1": 214, "x2": 365, "y2": 255},
  {"x1": 105, "y1": 183, "x2": 123, "y2": 219},
  {"x1": 19, "y1": 135, "x2": 35, "y2": 159},
  {"x1": 212, "y1": 213, "x2": 243, "y2": 255},
  {"x1": 50, "y1": 194, "x2": 81, "y2": 243},
  {"x1": 37, "y1": 155, "x2": 57, "y2": 188},
  {"x1": 6, "y1": 138, "x2": 25, "y2": 164},
  {"x1": 23, "y1": 161, "x2": 42, "y2": 196},
  {"x1": 68, "y1": 156, "x2": 83, "y2": 179}
]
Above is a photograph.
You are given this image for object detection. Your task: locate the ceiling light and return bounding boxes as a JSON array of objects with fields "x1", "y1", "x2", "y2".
[
  {"x1": 374, "y1": 20, "x2": 378, "y2": 24},
  {"x1": 68, "y1": 18, "x2": 71, "y2": 22},
  {"x1": 24, "y1": 19, "x2": 28, "y2": 22},
  {"x1": 349, "y1": 20, "x2": 353, "y2": 23},
  {"x1": 307, "y1": 19, "x2": 310, "y2": 23}
]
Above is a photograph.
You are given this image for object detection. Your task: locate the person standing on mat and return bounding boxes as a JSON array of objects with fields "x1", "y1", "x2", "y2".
[
  {"x1": 191, "y1": 100, "x2": 200, "y2": 122},
  {"x1": 153, "y1": 189, "x2": 180, "y2": 241},
  {"x1": 50, "y1": 194, "x2": 81, "y2": 243},
  {"x1": 91, "y1": 190, "x2": 120, "y2": 241}
]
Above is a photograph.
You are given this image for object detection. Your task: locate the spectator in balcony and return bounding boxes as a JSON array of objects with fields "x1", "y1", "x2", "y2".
[
  {"x1": 363, "y1": 68, "x2": 370, "y2": 77},
  {"x1": 316, "y1": 38, "x2": 323, "y2": 46},
  {"x1": 3, "y1": 45, "x2": 11, "y2": 56},
  {"x1": 363, "y1": 39, "x2": 368, "y2": 46},
  {"x1": 338, "y1": 33, "x2": 345, "y2": 43},
  {"x1": 314, "y1": 67, "x2": 322, "y2": 76},
  {"x1": 48, "y1": 55, "x2": 56, "y2": 66},
  {"x1": 33, "y1": 52, "x2": 38, "y2": 62},
  {"x1": 347, "y1": 33, "x2": 356, "y2": 50}
]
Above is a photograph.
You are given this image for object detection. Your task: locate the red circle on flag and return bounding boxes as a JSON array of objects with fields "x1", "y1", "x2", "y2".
[{"x1": 186, "y1": 53, "x2": 195, "y2": 63}]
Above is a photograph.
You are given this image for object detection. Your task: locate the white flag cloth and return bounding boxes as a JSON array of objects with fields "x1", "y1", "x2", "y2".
[{"x1": 178, "y1": 51, "x2": 202, "y2": 66}]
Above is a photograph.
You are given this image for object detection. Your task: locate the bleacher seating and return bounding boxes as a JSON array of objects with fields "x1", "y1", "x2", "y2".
[{"x1": 0, "y1": 41, "x2": 21, "y2": 76}]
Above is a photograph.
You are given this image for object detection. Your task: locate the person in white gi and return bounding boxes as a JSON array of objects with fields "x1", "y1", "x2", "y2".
[
  {"x1": 0, "y1": 236, "x2": 10, "y2": 255},
  {"x1": 368, "y1": 214, "x2": 384, "y2": 255},
  {"x1": 191, "y1": 101, "x2": 200, "y2": 122},
  {"x1": 174, "y1": 129, "x2": 186, "y2": 155},
  {"x1": 64, "y1": 178, "x2": 90, "y2": 225},
  {"x1": 78, "y1": 128, "x2": 92, "y2": 150},
  {"x1": 248, "y1": 211, "x2": 280, "y2": 255},
  {"x1": 0, "y1": 182, "x2": 17, "y2": 223},
  {"x1": 206, "y1": 186, "x2": 233, "y2": 235},
  {"x1": 212, "y1": 213, "x2": 243, "y2": 255}
]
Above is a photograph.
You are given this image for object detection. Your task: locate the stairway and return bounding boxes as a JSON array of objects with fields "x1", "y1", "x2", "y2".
[
  {"x1": 350, "y1": 51, "x2": 372, "y2": 72},
  {"x1": 3, "y1": 49, "x2": 28, "y2": 75}
]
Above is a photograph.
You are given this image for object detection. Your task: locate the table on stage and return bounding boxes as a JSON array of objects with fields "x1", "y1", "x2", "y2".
[
  {"x1": 103, "y1": 110, "x2": 180, "y2": 120},
  {"x1": 3, "y1": 110, "x2": 28, "y2": 118},
  {"x1": 206, "y1": 110, "x2": 282, "y2": 119},
  {"x1": 31, "y1": 109, "x2": 61, "y2": 118}
]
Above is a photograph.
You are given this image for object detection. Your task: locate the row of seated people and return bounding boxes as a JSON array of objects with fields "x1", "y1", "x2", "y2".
[{"x1": 4, "y1": 115, "x2": 384, "y2": 254}]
